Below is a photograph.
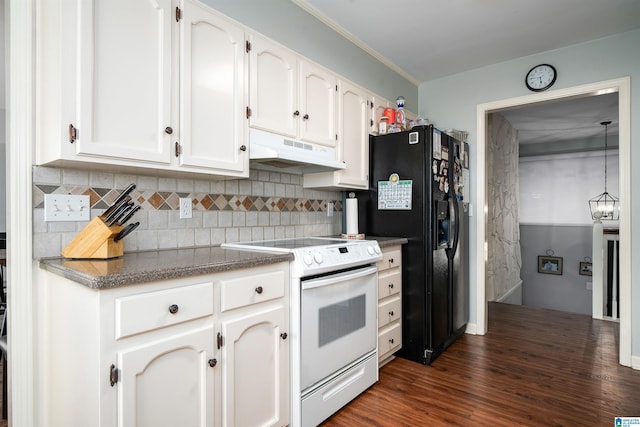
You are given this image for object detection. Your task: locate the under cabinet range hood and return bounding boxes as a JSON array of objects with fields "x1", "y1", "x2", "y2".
[{"x1": 249, "y1": 128, "x2": 346, "y2": 174}]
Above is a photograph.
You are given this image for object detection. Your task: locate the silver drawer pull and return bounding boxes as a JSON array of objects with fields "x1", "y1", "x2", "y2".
[
  {"x1": 168, "y1": 304, "x2": 179, "y2": 314},
  {"x1": 389, "y1": 311, "x2": 394, "y2": 316},
  {"x1": 389, "y1": 338, "x2": 394, "y2": 344},
  {"x1": 255, "y1": 286, "x2": 263, "y2": 294},
  {"x1": 388, "y1": 283, "x2": 394, "y2": 289}
]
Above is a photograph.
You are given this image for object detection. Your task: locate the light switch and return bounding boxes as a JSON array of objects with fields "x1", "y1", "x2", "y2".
[{"x1": 44, "y1": 194, "x2": 91, "y2": 222}]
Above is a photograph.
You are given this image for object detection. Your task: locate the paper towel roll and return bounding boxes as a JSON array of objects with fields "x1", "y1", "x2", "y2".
[{"x1": 346, "y1": 198, "x2": 359, "y2": 235}]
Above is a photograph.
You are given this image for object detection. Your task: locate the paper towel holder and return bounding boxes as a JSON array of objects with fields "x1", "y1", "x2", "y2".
[{"x1": 342, "y1": 193, "x2": 365, "y2": 240}]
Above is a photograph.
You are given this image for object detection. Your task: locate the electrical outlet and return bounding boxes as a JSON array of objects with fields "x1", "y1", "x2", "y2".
[
  {"x1": 44, "y1": 194, "x2": 90, "y2": 222},
  {"x1": 327, "y1": 202, "x2": 334, "y2": 217},
  {"x1": 179, "y1": 197, "x2": 193, "y2": 219}
]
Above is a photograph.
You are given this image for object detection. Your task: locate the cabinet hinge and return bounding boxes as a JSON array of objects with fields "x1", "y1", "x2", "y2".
[
  {"x1": 175, "y1": 141, "x2": 181, "y2": 157},
  {"x1": 109, "y1": 364, "x2": 119, "y2": 387},
  {"x1": 175, "y1": 7, "x2": 182, "y2": 22},
  {"x1": 335, "y1": 85, "x2": 338, "y2": 91},
  {"x1": 246, "y1": 106, "x2": 252, "y2": 119},
  {"x1": 335, "y1": 134, "x2": 338, "y2": 141},
  {"x1": 245, "y1": 40, "x2": 251, "y2": 53},
  {"x1": 69, "y1": 124, "x2": 77, "y2": 144},
  {"x1": 217, "y1": 332, "x2": 224, "y2": 349}
]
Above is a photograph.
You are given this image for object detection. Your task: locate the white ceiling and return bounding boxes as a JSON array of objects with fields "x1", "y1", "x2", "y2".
[
  {"x1": 294, "y1": 0, "x2": 636, "y2": 148},
  {"x1": 296, "y1": 0, "x2": 640, "y2": 84},
  {"x1": 500, "y1": 92, "x2": 618, "y2": 147}
]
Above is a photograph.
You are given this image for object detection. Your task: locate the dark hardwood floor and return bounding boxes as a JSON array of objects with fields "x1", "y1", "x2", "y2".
[{"x1": 322, "y1": 302, "x2": 640, "y2": 426}]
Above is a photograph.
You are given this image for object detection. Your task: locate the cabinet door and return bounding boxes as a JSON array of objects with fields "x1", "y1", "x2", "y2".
[
  {"x1": 221, "y1": 305, "x2": 289, "y2": 427},
  {"x1": 249, "y1": 35, "x2": 298, "y2": 138},
  {"x1": 371, "y1": 96, "x2": 389, "y2": 135},
  {"x1": 75, "y1": 0, "x2": 172, "y2": 163},
  {"x1": 179, "y1": 0, "x2": 248, "y2": 175},
  {"x1": 299, "y1": 61, "x2": 337, "y2": 148},
  {"x1": 336, "y1": 81, "x2": 369, "y2": 189},
  {"x1": 118, "y1": 326, "x2": 215, "y2": 427}
]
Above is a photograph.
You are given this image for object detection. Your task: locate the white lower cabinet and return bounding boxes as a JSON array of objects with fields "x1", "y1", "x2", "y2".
[
  {"x1": 118, "y1": 326, "x2": 215, "y2": 427},
  {"x1": 40, "y1": 262, "x2": 289, "y2": 427},
  {"x1": 377, "y1": 245, "x2": 403, "y2": 367},
  {"x1": 220, "y1": 305, "x2": 288, "y2": 427},
  {"x1": 217, "y1": 267, "x2": 289, "y2": 427}
]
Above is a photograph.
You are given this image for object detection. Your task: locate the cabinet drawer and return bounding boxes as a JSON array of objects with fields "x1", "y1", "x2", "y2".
[
  {"x1": 378, "y1": 270, "x2": 401, "y2": 298},
  {"x1": 378, "y1": 322, "x2": 401, "y2": 357},
  {"x1": 378, "y1": 296, "x2": 401, "y2": 329},
  {"x1": 115, "y1": 282, "x2": 214, "y2": 339},
  {"x1": 377, "y1": 248, "x2": 401, "y2": 272},
  {"x1": 220, "y1": 270, "x2": 285, "y2": 312}
]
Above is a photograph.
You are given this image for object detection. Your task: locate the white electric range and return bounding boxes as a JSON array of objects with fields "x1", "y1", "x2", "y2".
[{"x1": 223, "y1": 237, "x2": 382, "y2": 426}]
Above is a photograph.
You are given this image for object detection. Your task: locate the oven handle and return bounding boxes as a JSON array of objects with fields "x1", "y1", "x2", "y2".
[{"x1": 301, "y1": 265, "x2": 378, "y2": 291}]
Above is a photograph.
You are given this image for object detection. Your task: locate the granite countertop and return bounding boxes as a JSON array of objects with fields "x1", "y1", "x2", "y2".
[
  {"x1": 39, "y1": 246, "x2": 293, "y2": 290},
  {"x1": 39, "y1": 236, "x2": 406, "y2": 290},
  {"x1": 367, "y1": 236, "x2": 408, "y2": 248}
]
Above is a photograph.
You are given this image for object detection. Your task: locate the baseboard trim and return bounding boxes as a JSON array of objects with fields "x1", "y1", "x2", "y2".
[
  {"x1": 631, "y1": 355, "x2": 640, "y2": 370},
  {"x1": 497, "y1": 279, "x2": 523, "y2": 303},
  {"x1": 465, "y1": 322, "x2": 478, "y2": 335}
]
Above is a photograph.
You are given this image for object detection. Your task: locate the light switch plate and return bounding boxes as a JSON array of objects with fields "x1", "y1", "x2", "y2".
[{"x1": 44, "y1": 194, "x2": 90, "y2": 222}]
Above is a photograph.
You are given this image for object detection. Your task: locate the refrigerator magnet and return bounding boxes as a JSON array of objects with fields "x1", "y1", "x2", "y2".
[
  {"x1": 433, "y1": 130, "x2": 442, "y2": 160},
  {"x1": 441, "y1": 146, "x2": 449, "y2": 161}
]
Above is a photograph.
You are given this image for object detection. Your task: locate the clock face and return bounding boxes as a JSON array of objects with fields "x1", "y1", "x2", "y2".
[{"x1": 525, "y1": 64, "x2": 557, "y2": 92}]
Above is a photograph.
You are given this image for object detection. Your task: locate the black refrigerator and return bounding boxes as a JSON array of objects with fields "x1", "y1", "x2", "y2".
[{"x1": 357, "y1": 125, "x2": 469, "y2": 365}]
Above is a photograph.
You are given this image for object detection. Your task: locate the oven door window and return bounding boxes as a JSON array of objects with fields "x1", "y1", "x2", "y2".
[
  {"x1": 300, "y1": 266, "x2": 377, "y2": 392},
  {"x1": 319, "y1": 294, "x2": 366, "y2": 347}
]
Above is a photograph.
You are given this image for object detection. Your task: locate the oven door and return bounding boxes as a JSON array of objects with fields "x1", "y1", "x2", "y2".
[{"x1": 300, "y1": 265, "x2": 378, "y2": 392}]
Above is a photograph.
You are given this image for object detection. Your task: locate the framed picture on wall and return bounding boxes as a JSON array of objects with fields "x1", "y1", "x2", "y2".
[
  {"x1": 538, "y1": 256, "x2": 563, "y2": 275},
  {"x1": 579, "y1": 261, "x2": 593, "y2": 276}
]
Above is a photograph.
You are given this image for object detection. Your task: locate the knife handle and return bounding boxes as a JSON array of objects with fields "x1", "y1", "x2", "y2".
[
  {"x1": 101, "y1": 183, "x2": 137, "y2": 219},
  {"x1": 108, "y1": 201, "x2": 134, "y2": 227},
  {"x1": 117, "y1": 205, "x2": 141, "y2": 226},
  {"x1": 114, "y1": 221, "x2": 140, "y2": 242}
]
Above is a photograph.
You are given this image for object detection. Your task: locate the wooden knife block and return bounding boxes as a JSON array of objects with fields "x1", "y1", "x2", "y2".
[{"x1": 61, "y1": 217, "x2": 124, "y2": 259}]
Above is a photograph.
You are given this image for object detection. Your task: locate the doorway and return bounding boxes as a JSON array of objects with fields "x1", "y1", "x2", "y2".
[
  {"x1": 487, "y1": 92, "x2": 619, "y2": 315},
  {"x1": 475, "y1": 78, "x2": 632, "y2": 366}
]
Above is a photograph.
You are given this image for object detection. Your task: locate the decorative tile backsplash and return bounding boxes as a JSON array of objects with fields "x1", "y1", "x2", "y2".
[{"x1": 33, "y1": 166, "x2": 343, "y2": 258}]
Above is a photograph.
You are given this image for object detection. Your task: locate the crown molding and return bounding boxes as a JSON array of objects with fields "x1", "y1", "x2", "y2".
[{"x1": 291, "y1": 0, "x2": 421, "y2": 86}]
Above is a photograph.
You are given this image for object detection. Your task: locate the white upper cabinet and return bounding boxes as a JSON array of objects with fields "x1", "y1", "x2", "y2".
[
  {"x1": 38, "y1": 0, "x2": 249, "y2": 178},
  {"x1": 336, "y1": 81, "x2": 369, "y2": 188},
  {"x1": 179, "y1": 0, "x2": 248, "y2": 175},
  {"x1": 371, "y1": 95, "x2": 391, "y2": 135},
  {"x1": 248, "y1": 35, "x2": 338, "y2": 148},
  {"x1": 75, "y1": 0, "x2": 173, "y2": 163},
  {"x1": 248, "y1": 34, "x2": 298, "y2": 138},
  {"x1": 298, "y1": 61, "x2": 338, "y2": 148},
  {"x1": 303, "y1": 80, "x2": 370, "y2": 190}
]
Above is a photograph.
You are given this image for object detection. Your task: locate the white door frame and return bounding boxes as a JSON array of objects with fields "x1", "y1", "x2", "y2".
[
  {"x1": 7, "y1": 0, "x2": 37, "y2": 424},
  {"x1": 475, "y1": 77, "x2": 632, "y2": 367}
]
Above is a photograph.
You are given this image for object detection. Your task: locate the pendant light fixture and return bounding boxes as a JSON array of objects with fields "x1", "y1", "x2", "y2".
[{"x1": 589, "y1": 121, "x2": 619, "y2": 220}]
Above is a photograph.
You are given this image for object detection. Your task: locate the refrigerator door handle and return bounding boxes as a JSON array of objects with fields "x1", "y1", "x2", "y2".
[{"x1": 447, "y1": 197, "x2": 460, "y2": 256}]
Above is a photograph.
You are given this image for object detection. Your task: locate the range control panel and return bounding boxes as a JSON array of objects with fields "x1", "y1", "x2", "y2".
[{"x1": 294, "y1": 241, "x2": 382, "y2": 277}]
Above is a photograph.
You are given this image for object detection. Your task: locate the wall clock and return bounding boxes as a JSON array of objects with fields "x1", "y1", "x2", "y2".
[{"x1": 525, "y1": 64, "x2": 557, "y2": 92}]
